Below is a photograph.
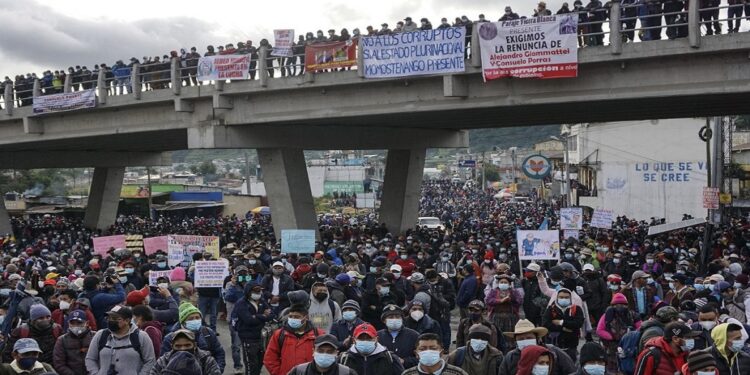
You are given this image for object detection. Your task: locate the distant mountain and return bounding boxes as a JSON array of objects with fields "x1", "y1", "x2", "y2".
[{"x1": 168, "y1": 125, "x2": 562, "y2": 163}]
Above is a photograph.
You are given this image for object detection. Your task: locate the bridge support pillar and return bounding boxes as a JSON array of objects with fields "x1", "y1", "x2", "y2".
[
  {"x1": 380, "y1": 148, "x2": 426, "y2": 235},
  {"x1": 84, "y1": 167, "x2": 125, "y2": 230},
  {"x1": 0, "y1": 197, "x2": 12, "y2": 237},
  {"x1": 257, "y1": 148, "x2": 318, "y2": 239}
]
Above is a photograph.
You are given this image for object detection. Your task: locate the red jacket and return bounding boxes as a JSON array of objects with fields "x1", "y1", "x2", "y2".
[
  {"x1": 262, "y1": 324, "x2": 323, "y2": 375},
  {"x1": 634, "y1": 336, "x2": 687, "y2": 375},
  {"x1": 517, "y1": 345, "x2": 552, "y2": 375},
  {"x1": 52, "y1": 308, "x2": 97, "y2": 331},
  {"x1": 395, "y1": 259, "x2": 416, "y2": 277}
]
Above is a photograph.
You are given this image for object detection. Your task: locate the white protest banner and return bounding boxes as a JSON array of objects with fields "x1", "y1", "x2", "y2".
[
  {"x1": 361, "y1": 27, "x2": 465, "y2": 78},
  {"x1": 144, "y1": 236, "x2": 169, "y2": 255},
  {"x1": 591, "y1": 209, "x2": 614, "y2": 229},
  {"x1": 560, "y1": 207, "x2": 583, "y2": 230},
  {"x1": 197, "y1": 55, "x2": 250, "y2": 81},
  {"x1": 33, "y1": 89, "x2": 96, "y2": 115},
  {"x1": 92, "y1": 235, "x2": 127, "y2": 256},
  {"x1": 281, "y1": 229, "x2": 316, "y2": 253},
  {"x1": 517, "y1": 230, "x2": 560, "y2": 260},
  {"x1": 272, "y1": 29, "x2": 295, "y2": 57},
  {"x1": 563, "y1": 229, "x2": 579, "y2": 241},
  {"x1": 149, "y1": 270, "x2": 172, "y2": 286},
  {"x1": 194, "y1": 260, "x2": 229, "y2": 288},
  {"x1": 478, "y1": 15, "x2": 578, "y2": 80}
]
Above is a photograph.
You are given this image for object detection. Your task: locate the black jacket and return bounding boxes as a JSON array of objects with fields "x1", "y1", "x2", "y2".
[{"x1": 377, "y1": 327, "x2": 419, "y2": 369}]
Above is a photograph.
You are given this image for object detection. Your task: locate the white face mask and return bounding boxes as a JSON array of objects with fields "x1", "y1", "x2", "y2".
[
  {"x1": 699, "y1": 321, "x2": 716, "y2": 331},
  {"x1": 410, "y1": 310, "x2": 424, "y2": 321},
  {"x1": 516, "y1": 338, "x2": 536, "y2": 350},
  {"x1": 59, "y1": 300, "x2": 70, "y2": 310}
]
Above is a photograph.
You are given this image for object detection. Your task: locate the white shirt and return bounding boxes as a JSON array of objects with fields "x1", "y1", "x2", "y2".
[{"x1": 272, "y1": 276, "x2": 280, "y2": 296}]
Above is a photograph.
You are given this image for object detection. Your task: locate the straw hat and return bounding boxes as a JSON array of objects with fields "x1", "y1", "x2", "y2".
[{"x1": 503, "y1": 319, "x2": 548, "y2": 338}]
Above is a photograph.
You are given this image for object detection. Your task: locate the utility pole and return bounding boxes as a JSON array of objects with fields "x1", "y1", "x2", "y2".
[
  {"x1": 146, "y1": 167, "x2": 153, "y2": 220},
  {"x1": 244, "y1": 151, "x2": 252, "y2": 195},
  {"x1": 699, "y1": 117, "x2": 722, "y2": 274}
]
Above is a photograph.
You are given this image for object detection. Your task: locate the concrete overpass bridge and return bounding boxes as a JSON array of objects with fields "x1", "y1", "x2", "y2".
[{"x1": 1, "y1": 8, "x2": 749, "y2": 237}]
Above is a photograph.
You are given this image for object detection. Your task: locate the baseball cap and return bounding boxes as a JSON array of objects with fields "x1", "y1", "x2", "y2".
[
  {"x1": 381, "y1": 304, "x2": 403, "y2": 320},
  {"x1": 173, "y1": 328, "x2": 196, "y2": 342},
  {"x1": 632, "y1": 270, "x2": 648, "y2": 280},
  {"x1": 106, "y1": 305, "x2": 133, "y2": 321},
  {"x1": 664, "y1": 322, "x2": 700, "y2": 341},
  {"x1": 390, "y1": 264, "x2": 402, "y2": 272},
  {"x1": 524, "y1": 263, "x2": 541, "y2": 272},
  {"x1": 13, "y1": 338, "x2": 42, "y2": 354},
  {"x1": 126, "y1": 287, "x2": 150, "y2": 306},
  {"x1": 314, "y1": 334, "x2": 340, "y2": 349},
  {"x1": 347, "y1": 271, "x2": 365, "y2": 280},
  {"x1": 353, "y1": 323, "x2": 378, "y2": 338},
  {"x1": 67, "y1": 309, "x2": 88, "y2": 322},
  {"x1": 408, "y1": 272, "x2": 425, "y2": 283},
  {"x1": 272, "y1": 261, "x2": 284, "y2": 268},
  {"x1": 582, "y1": 264, "x2": 595, "y2": 272}
]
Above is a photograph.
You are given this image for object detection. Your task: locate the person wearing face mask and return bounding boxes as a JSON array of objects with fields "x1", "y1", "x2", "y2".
[
  {"x1": 80, "y1": 274, "x2": 126, "y2": 330},
  {"x1": 122, "y1": 260, "x2": 144, "y2": 289},
  {"x1": 396, "y1": 251, "x2": 417, "y2": 278},
  {"x1": 288, "y1": 334, "x2": 356, "y2": 375},
  {"x1": 0, "y1": 338, "x2": 56, "y2": 375},
  {"x1": 362, "y1": 277, "x2": 396, "y2": 330},
  {"x1": 53, "y1": 310, "x2": 94, "y2": 375},
  {"x1": 446, "y1": 324, "x2": 503, "y2": 375},
  {"x1": 261, "y1": 261, "x2": 295, "y2": 314},
  {"x1": 399, "y1": 333, "x2": 465, "y2": 375},
  {"x1": 542, "y1": 289, "x2": 584, "y2": 361},
  {"x1": 222, "y1": 266, "x2": 253, "y2": 373},
  {"x1": 132, "y1": 305, "x2": 164, "y2": 358},
  {"x1": 665, "y1": 274, "x2": 695, "y2": 311},
  {"x1": 622, "y1": 271, "x2": 658, "y2": 319},
  {"x1": 486, "y1": 274, "x2": 521, "y2": 338},
  {"x1": 377, "y1": 304, "x2": 419, "y2": 368},
  {"x1": 705, "y1": 322, "x2": 750, "y2": 373},
  {"x1": 717, "y1": 281, "x2": 748, "y2": 323},
  {"x1": 595, "y1": 293, "x2": 641, "y2": 373},
  {"x1": 522, "y1": 263, "x2": 547, "y2": 326},
  {"x1": 390, "y1": 264, "x2": 411, "y2": 299},
  {"x1": 169, "y1": 267, "x2": 194, "y2": 302},
  {"x1": 516, "y1": 345, "x2": 555, "y2": 375},
  {"x1": 331, "y1": 300, "x2": 366, "y2": 349},
  {"x1": 2, "y1": 304, "x2": 62, "y2": 364},
  {"x1": 232, "y1": 283, "x2": 272, "y2": 375},
  {"x1": 642, "y1": 254, "x2": 663, "y2": 276},
  {"x1": 683, "y1": 349, "x2": 718, "y2": 375},
  {"x1": 499, "y1": 6, "x2": 520, "y2": 20},
  {"x1": 51, "y1": 290, "x2": 88, "y2": 331},
  {"x1": 433, "y1": 251, "x2": 457, "y2": 280},
  {"x1": 500, "y1": 319, "x2": 576, "y2": 375},
  {"x1": 457, "y1": 265, "x2": 479, "y2": 320},
  {"x1": 308, "y1": 282, "x2": 342, "y2": 332},
  {"x1": 150, "y1": 329, "x2": 221, "y2": 375},
  {"x1": 263, "y1": 305, "x2": 319, "y2": 375},
  {"x1": 633, "y1": 322, "x2": 700, "y2": 375},
  {"x1": 456, "y1": 300, "x2": 498, "y2": 348},
  {"x1": 127, "y1": 286, "x2": 178, "y2": 326},
  {"x1": 161, "y1": 303, "x2": 225, "y2": 373},
  {"x1": 340, "y1": 323, "x2": 404, "y2": 375},
  {"x1": 404, "y1": 301, "x2": 442, "y2": 339},
  {"x1": 84, "y1": 305, "x2": 156, "y2": 375},
  {"x1": 581, "y1": 264, "x2": 607, "y2": 324}
]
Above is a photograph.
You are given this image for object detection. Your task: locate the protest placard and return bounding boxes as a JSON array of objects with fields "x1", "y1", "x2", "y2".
[
  {"x1": 305, "y1": 40, "x2": 357, "y2": 71},
  {"x1": 197, "y1": 55, "x2": 250, "y2": 81},
  {"x1": 560, "y1": 207, "x2": 583, "y2": 230},
  {"x1": 361, "y1": 27, "x2": 465, "y2": 78},
  {"x1": 281, "y1": 229, "x2": 316, "y2": 253},
  {"x1": 148, "y1": 270, "x2": 172, "y2": 286},
  {"x1": 194, "y1": 260, "x2": 229, "y2": 288},
  {"x1": 703, "y1": 187, "x2": 719, "y2": 209},
  {"x1": 517, "y1": 230, "x2": 560, "y2": 260},
  {"x1": 272, "y1": 29, "x2": 295, "y2": 57},
  {"x1": 563, "y1": 229, "x2": 579, "y2": 241},
  {"x1": 591, "y1": 209, "x2": 614, "y2": 229},
  {"x1": 33, "y1": 89, "x2": 96, "y2": 115},
  {"x1": 144, "y1": 236, "x2": 169, "y2": 255},
  {"x1": 478, "y1": 15, "x2": 578, "y2": 80},
  {"x1": 167, "y1": 235, "x2": 220, "y2": 267},
  {"x1": 92, "y1": 235, "x2": 126, "y2": 256}
]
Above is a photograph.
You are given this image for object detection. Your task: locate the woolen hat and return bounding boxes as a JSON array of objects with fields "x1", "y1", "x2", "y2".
[
  {"x1": 610, "y1": 293, "x2": 628, "y2": 305},
  {"x1": 178, "y1": 302, "x2": 202, "y2": 324},
  {"x1": 163, "y1": 351, "x2": 203, "y2": 375},
  {"x1": 30, "y1": 304, "x2": 51, "y2": 321},
  {"x1": 468, "y1": 324, "x2": 492, "y2": 342},
  {"x1": 342, "y1": 300, "x2": 361, "y2": 313},
  {"x1": 579, "y1": 342, "x2": 606, "y2": 364},
  {"x1": 687, "y1": 349, "x2": 716, "y2": 373}
]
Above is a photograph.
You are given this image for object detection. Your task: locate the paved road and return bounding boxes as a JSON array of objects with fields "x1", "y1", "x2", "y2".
[{"x1": 214, "y1": 310, "x2": 463, "y2": 375}]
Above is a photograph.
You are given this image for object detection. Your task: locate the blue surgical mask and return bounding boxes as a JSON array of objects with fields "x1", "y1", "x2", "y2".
[
  {"x1": 583, "y1": 364, "x2": 605, "y2": 375},
  {"x1": 379, "y1": 286, "x2": 390, "y2": 296},
  {"x1": 681, "y1": 338, "x2": 694, "y2": 351},
  {"x1": 730, "y1": 339, "x2": 744, "y2": 353},
  {"x1": 157, "y1": 262, "x2": 166, "y2": 268},
  {"x1": 355, "y1": 340, "x2": 376, "y2": 354},
  {"x1": 647, "y1": 278, "x2": 655, "y2": 285},
  {"x1": 418, "y1": 350, "x2": 441, "y2": 366},
  {"x1": 185, "y1": 319, "x2": 202, "y2": 331},
  {"x1": 558, "y1": 298, "x2": 571, "y2": 307},
  {"x1": 694, "y1": 284, "x2": 705, "y2": 291},
  {"x1": 516, "y1": 338, "x2": 536, "y2": 350},
  {"x1": 386, "y1": 318, "x2": 403, "y2": 331},
  {"x1": 288, "y1": 318, "x2": 303, "y2": 329},
  {"x1": 532, "y1": 364, "x2": 549, "y2": 375},
  {"x1": 342, "y1": 311, "x2": 357, "y2": 321},
  {"x1": 735, "y1": 283, "x2": 743, "y2": 289},
  {"x1": 668, "y1": 282, "x2": 675, "y2": 290},
  {"x1": 498, "y1": 283, "x2": 510, "y2": 290},
  {"x1": 470, "y1": 339, "x2": 488, "y2": 352},
  {"x1": 313, "y1": 352, "x2": 337, "y2": 368}
]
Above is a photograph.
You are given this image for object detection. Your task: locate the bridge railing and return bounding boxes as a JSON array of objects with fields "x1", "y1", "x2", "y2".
[{"x1": 0, "y1": 0, "x2": 745, "y2": 114}]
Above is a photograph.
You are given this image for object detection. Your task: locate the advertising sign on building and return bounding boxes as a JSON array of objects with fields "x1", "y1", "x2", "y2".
[
  {"x1": 305, "y1": 40, "x2": 357, "y2": 71},
  {"x1": 361, "y1": 27, "x2": 465, "y2": 78},
  {"x1": 522, "y1": 155, "x2": 552, "y2": 179},
  {"x1": 478, "y1": 15, "x2": 578, "y2": 80}
]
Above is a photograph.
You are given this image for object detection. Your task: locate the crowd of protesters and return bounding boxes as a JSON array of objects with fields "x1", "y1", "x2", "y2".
[
  {"x1": 0, "y1": 179, "x2": 748, "y2": 375},
  {"x1": 2, "y1": 0, "x2": 749, "y2": 110}
]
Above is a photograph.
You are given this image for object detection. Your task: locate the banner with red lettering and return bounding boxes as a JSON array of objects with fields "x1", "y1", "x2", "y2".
[
  {"x1": 478, "y1": 15, "x2": 578, "y2": 80},
  {"x1": 304, "y1": 39, "x2": 357, "y2": 72},
  {"x1": 197, "y1": 55, "x2": 250, "y2": 81}
]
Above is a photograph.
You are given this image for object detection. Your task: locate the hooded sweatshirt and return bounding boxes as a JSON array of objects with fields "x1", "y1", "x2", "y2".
[
  {"x1": 708, "y1": 322, "x2": 750, "y2": 374},
  {"x1": 308, "y1": 293, "x2": 341, "y2": 332},
  {"x1": 517, "y1": 345, "x2": 553, "y2": 375}
]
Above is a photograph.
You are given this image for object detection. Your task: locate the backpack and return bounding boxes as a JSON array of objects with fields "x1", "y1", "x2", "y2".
[
  {"x1": 19, "y1": 324, "x2": 63, "y2": 340},
  {"x1": 292, "y1": 363, "x2": 350, "y2": 375},
  {"x1": 97, "y1": 329, "x2": 144, "y2": 362},
  {"x1": 631, "y1": 346, "x2": 662, "y2": 375},
  {"x1": 339, "y1": 350, "x2": 393, "y2": 366},
  {"x1": 618, "y1": 330, "x2": 641, "y2": 374}
]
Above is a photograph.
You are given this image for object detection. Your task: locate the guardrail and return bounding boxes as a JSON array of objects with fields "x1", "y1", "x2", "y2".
[{"x1": 0, "y1": 0, "x2": 743, "y2": 114}]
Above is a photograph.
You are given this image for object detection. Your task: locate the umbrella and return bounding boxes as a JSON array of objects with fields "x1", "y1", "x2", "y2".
[{"x1": 251, "y1": 206, "x2": 271, "y2": 215}]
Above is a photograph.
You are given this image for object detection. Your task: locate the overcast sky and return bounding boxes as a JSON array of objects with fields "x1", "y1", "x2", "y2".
[{"x1": 0, "y1": 0, "x2": 539, "y2": 77}]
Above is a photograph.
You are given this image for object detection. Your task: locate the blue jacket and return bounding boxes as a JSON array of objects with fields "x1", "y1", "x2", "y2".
[
  {"x1": 330, "y1": 318, "x2": 365, "y2": 348},
  {"x1": 162, "y1": 326, "x2": 226, "y2": 372},
  {"x1": 232, "y1": 297, "x2": 272, "y2": 341},
  {"x1": 80, "y1": 284, "x2": 126, "y2": 328},
  {"x1": 456, "y1": 274, "x2": 478, "y2": 308},
  {"x1": 223, "y1": 283, "x2": 245, "y2": 304}
]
